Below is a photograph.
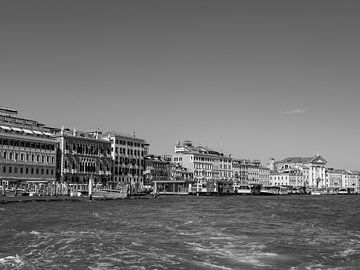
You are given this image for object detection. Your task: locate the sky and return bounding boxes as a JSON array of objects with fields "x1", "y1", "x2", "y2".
[{"x1": 1, "y1": 0, "x2": 359, "y2": 169}]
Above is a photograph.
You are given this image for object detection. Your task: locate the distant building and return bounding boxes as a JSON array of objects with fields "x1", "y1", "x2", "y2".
[
  {"x1": 274, "y1": 155, "x2": 327, "y2": 188},
  {"x1": 144, "y1": 155, "x2": 171, "y2": 187},
  {"x1": 55, "y1": 128, "x2": 112, "y2": 185},
  {"x1": 325, "y1": 168, "x2": 343, "y2": 189},
  {"x1": 170, "y1": 163, "x2": 193, "y2": 181},
  {"x1": 102, "y1": 132, "x2": 149, "y2": 188},
  {"x1": 270, "y1": 168, "x2": 303, "y2": 188},
  {"x1": 259, "y1": 166, "x2": 270, "y2": 186},
  {"x1": 0, "y1": 108, "x2": 57, "y2": 188},
  {"x1": 172, "y1": 140, "x2": 232, "y2": 188},
  {"x1": 232, "y1": 159, "x2": 269, "y2": 185}
]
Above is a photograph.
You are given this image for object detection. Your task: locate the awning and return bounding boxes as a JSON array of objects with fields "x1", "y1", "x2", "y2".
[
  {"x1": 43, "y1": 132, "x2": 53, "y2": 136},
  {"x1": 23, "y1": 129, "x2": 34, "y2": 134},
  {"x1": 33, "y1": 130, "x2": 44, "y2": 135},
  {"x1": 11, "y1": 127, "x2": 23, "y2": 132},
  {"x1": 0, "y1": 125, "x2": 11, "y2": 130}
]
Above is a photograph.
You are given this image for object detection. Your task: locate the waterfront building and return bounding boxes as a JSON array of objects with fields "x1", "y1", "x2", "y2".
[
  {"x1": 172, "y1": 140, "x2": 232, "y2": 189},
  {"x1": 55, "y1": 128, "x2": 112, "y2": 186},
  {"x1": 341, "y1": 170, "x2": 358, "y2": 191},
  {"x1": 144, "y1": 155, "x2": 171, "y2": 187},
  {"x1": 259, "y1": 166, "x2": 270, "y2": 186},
  {"x1": 274, "y1": 155, "x2": 327, "y2": 188},
  {"x1": 270, "y1": 168, "x2": 303, "y2": 188},
  {"x1": 102, "y1": 132, "x2": 149, "y2": 188},
  {"x1": 0, "y1": 108, "x2": 57, "y2": 188},
  {"x1": 232, "y1": 159, "x2": 269, "y2": 185},
  {"x1": 218, "y1": 156, "x2": 233, "y2": 181},
  {"x1": 170, "y1": 163, "x2": 193, "y2": 181},
  {"x1": 325, "y1": 168, "x2": 343, "y2": 189}
]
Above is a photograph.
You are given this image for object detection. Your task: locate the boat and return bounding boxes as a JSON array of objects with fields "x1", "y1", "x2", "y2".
[
  {"x1": 236, "y1": 185, "x2": 252, "y2": 195},
  {"x1": 92, "y1": 186, "x2": 128, "y2": 199},
  {"x1": 311, "y1": 189, "x2": 322, "y2": 195},
  {"x1": 337, "y1": 188, "x2": 348, "y2": 195},
  {"x1": 260, "y1": 186, "x2": 277, "y2": 196}
]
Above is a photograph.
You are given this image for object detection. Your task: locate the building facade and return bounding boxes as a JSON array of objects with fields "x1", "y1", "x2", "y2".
[
  {"x1": 259, "y1": 166, "x2": 270, "y2": 186},
  {"x1": 172, "y1": 141, "x2": 232, "y2": 188},
  {"x1": 103, "y1": 132, "x2": 148, "y2": 188},
  {"x1": 56, "y1": 128, "x2": 112, "y2": 185},
  {"x1": 274, "y1": 155, "x2": 327, "y2": 188},
  {"x1": 144, "y1": 155, "x2": 171, "y2": 187},
  {"x1": 325, "y1": 168, "x2": 343, "y2": 189},
  {"x1": 170, "y1": 163, "x2": 193, "y2": 181},
  {"x1": 0, "y1": 108, "x2": 57, "y2": 188},
  {"x1": 270, "y1": 168, "x2": 304, "y2": 188}
]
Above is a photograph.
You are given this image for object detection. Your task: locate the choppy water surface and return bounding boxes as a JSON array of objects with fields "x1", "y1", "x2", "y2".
[{"x1": 0, "y1": 196, "x2": 360, "y2": 269}]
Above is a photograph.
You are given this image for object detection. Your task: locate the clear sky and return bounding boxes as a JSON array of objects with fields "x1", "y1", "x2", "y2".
[{"x1": 1, "y1": 0, "x2": 359, "y2": 169}]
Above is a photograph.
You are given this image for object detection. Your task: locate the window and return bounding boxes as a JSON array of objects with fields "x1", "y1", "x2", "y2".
[
  {"x1": 2, "y1": 166, "x2": 5, "y2": 173},
  {"x1": 20, "y1": 168, "x2": 23, "y2": 174}
]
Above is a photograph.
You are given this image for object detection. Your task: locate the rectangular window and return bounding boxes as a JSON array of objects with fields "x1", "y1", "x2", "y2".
[{"x1": 2, "y1": 167, "x2": 5, "y2": 173}]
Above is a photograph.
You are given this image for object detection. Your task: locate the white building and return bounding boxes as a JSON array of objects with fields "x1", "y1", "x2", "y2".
[
  {"x1": 274, "y1": 155, "x2": 327, "y2": 188},
  {"x1": 172, "y1": 141, "x2": 232, "y2": 189}
]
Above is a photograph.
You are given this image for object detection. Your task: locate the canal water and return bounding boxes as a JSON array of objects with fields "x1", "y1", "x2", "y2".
[{"x1": 0, "y1": 196, "x2": 359, "y2": 269}]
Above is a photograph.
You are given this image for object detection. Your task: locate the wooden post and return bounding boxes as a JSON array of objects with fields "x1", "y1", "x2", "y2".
[
  {"x1": 88, "y1": 177, "x2": 93, "y2": 199},
  {"x1": 1, "y1": 181, "x2": 5, "y2": 196}
]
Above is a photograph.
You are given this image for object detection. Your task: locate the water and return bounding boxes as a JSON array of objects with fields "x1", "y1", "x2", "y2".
[{"x1": 0, "y1": 196, "x2": 359, "y2": 269}]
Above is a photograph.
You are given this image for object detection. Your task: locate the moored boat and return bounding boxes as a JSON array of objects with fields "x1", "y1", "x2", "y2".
[
  {"x1": 92, "y1": 186, "x2": 128, "y2": 199},
  {"x1": 236, "y1": 185, "x2": 252, "y2": 195},
  {"x1": 310, "y1": 189, "x2": 322, "y2": 195}
]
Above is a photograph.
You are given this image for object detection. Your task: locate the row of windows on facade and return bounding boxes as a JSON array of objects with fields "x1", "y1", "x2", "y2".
[
  {"x1": 65, "y1": 142, "x2": 110, "y2": 156},
  {"x1": 114, "y1": 157, "x2": 144, "y2": 166},
  {"x1": 115, "y1": 140, "x2": 144, "y2": 147},
  {"x1": 219, "y1": 164, "x2": 232, "y2": 169},
  {"x1": 113, "y1": 176, "x2": 141, "y2": 183},
  {"x1": 64, "y1": 161, "x2": 108, "y2": 172},
  {"x1": 193, "y1": 156, "x2": 215, "y2": 162},
  {"x1": 194, "y1": 171, "x2": 213, "y2": 177},
  {"x1": 0, "y1": 139, "x2": 56, "y2": 151},
  {"x1": 2, "y1": 166, "x2": 54, "y2": 176},
  {"x1": 2, "y1": 151, "x2": 55, "y2": 164},
  {"x1": 113, "y1": 147, "x2": 145, "y2": 156},
  {"x1": 113, "y1": 167, "x2": 142, "y2": 176}
]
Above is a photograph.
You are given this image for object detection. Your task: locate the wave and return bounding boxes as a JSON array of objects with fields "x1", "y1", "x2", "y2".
[{"x1": 0, "y1": 255, "x2": 34, "y2": 270}]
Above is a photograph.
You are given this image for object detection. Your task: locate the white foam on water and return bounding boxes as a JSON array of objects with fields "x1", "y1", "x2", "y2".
[
  {"x1": 29, "y1": 230, "x2": 40, "y2": 235},
  {"x1": 338, "y1": 248, "x2": 358, "y2": 257},
  {"x1": 0, "y1": 255, "x2": 26, "y2": 269},
  {"x1": 193, "y1": 261, "x2": 233, "y2": 270}
]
